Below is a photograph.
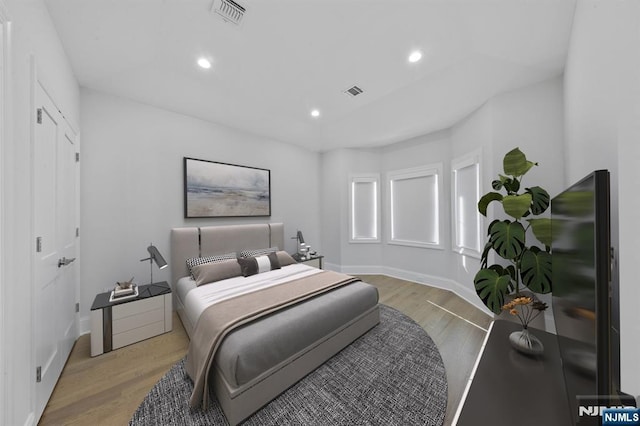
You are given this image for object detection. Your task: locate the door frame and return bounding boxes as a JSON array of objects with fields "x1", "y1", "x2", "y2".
[{"x1": 0, "y1": 2, "x2": 12, "y2": 425}]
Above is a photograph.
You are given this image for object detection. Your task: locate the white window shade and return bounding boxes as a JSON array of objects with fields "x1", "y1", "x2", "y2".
[
  {"x1": 452, "y1": 151, "x2": 482, "y2": 257},
  {"x1": 349, "y1": 174, "x2": 380, "y2": 243},
  {"x1": 388, "y1": 164, "x2": 443, "y2": 249}
]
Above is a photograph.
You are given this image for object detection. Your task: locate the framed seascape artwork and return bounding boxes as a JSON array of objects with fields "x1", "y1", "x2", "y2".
[{"x1": 184, "y1": 157, "x2": 271, "y2": 218}]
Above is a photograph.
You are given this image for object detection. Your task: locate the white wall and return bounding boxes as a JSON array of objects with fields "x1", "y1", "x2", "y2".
[
  {"x1": 564, "y1": 0, "x2": 640, "y2": 397},
  {"x1": 324, "y1": 77, "x2": 564, "y2": 317},
  {"x1": 2, "y1": 1, "x2": 80, "y2": 425},
  {"x1": 450, "y1": 97, "x2": 493, "y2": 307},
  {"x1": 79, "y1": 89, "x2": 321, "y2": 332},
  {"x1": 320, "y1": 148, "x2": 383, "y2": 271},
  {"x1": 379, "y1": 130, "x2": 453, "y2": 283},
  {"x1": 0, "y1": 2, "x2": 9, "y2": 423},
  {"x1": 319, "y1": 149, "x2": 346, "y2": 269},
  {"x1": 490, "y1": 77, "x2": 565, "y2": 199}
]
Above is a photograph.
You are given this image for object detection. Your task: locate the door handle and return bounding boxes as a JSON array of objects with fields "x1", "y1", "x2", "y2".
[{"x1": 58, "y1": 257, "x2": 76, "y2": 268}]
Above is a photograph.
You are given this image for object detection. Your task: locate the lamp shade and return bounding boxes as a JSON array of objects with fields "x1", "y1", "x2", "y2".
[{"x1": 147, "y1": 245, "x2": 168, "y2": 269}]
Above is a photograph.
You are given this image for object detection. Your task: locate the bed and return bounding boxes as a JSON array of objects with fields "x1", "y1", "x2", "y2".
[{"x1": 170, "y1": 223, "x2": 380, "y2": 425}]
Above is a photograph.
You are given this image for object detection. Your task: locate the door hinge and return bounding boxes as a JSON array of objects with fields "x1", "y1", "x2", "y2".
[
  {"x1": 36, "y1": 237, "x2": 42, "y2": 253},
  {"x1": 75, "y1": 302, "x2": 80, "y2": 313},
  {"x1": 75, "y1": 152, "x2": 80, "y2": 162},
  {"x1": 36, "y1": 108, "x2": 42, "y2": 124},
  {"x1": 36, "y1": 366, "x2": 42, "y2": 383},
  {"x1": 76, "y1": 227, "x2": 80, "y2": 238}
]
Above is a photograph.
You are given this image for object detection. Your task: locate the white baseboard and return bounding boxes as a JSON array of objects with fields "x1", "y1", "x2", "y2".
[
  {"x1": 79, "y1": 316, "x2": 91, "y2": 336},
  {"x1": 23, "y1": 412, "x2": 35, "y2": 426}
]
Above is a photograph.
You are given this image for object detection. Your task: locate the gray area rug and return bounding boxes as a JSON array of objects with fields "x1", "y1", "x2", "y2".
[{"x1": 130, "y1": 304, "x2": 448, "y2": 425}]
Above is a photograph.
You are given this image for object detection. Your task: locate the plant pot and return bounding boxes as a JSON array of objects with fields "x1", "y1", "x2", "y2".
[{"x1": 509, "y1": 327, "x2": 544, "y2": 355}]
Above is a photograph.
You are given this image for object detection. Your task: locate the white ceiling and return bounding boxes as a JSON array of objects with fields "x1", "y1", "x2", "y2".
[{"x1": 44, "y1": 0, "x2": 576, "y2": 152}]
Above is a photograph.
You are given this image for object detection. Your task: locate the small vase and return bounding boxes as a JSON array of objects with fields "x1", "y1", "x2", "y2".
[{"x1": 509, "y1": 327, "x2": 544, "y2": 355}]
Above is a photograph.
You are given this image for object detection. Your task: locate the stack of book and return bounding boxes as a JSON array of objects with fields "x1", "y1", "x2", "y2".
[{"x1": 109, "y1": 283, "x2": 138, "y2": 302}]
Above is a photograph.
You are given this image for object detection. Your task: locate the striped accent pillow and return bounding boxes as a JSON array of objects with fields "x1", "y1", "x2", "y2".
[
  {"x1": 186, "y1": 252, "x2": 237, "y2": 278},
  {"x1": 237, "y1": 252, "x2": 281, "y2": 277}
]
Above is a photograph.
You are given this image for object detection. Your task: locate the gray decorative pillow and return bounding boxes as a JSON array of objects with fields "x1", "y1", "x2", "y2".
[
  {"x1": 186, "y1": 252, "x2": 236, "y2": 278},
  {"x1": 191, "y1": 259, "x2": 243, "y2": 286},
  {"x1": 237, "y1": 252, "x2": 281, "y2": 277},
  {"x1": 275, "y1": 251, "x2": 297, "y2": 267},
  {"x1": 239, "y1": 247, "x2": 278, "y2": 258}
]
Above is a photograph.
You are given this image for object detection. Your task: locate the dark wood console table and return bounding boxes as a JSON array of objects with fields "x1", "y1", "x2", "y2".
[{"x1": 455, "y1": 320, "x2": 572, "y2": 425}]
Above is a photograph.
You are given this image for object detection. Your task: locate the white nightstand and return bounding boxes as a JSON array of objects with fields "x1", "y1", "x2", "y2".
[{"x1": 90, "y1": 281, "x2": 172, "y2": 357}]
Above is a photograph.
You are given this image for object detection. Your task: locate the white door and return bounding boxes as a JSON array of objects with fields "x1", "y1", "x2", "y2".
[{"x1": 33, "y1": 81, "x2": 79, "y2": 420}]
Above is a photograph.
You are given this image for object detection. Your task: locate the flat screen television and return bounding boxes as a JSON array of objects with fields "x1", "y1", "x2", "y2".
[{"x1": 551, "y1": 170, "x2": 624, "y2": 423}]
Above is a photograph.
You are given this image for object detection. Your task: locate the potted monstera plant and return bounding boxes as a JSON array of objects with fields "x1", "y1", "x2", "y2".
[{"x1": 474, "y1": 148, "x2": 553, "y2": 319}]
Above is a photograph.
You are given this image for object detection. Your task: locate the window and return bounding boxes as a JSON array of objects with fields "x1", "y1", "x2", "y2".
[
  {"x1": 349, "y1": 174, "x2": 380, "y2": 243},
  {"x1": 452, "y1": 151, "x2": 482, "y2": 257},
  {"x1": 388, "y1": 164, "x2": 443, "y2": 249}
]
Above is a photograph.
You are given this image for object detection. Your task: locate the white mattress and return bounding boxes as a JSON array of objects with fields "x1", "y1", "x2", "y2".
[{"x1": 176, "y1": 263, "x2": 322, "y2": 328}]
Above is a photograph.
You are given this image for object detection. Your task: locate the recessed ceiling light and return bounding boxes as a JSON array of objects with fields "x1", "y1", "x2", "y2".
[
  {"x1": 408, "y1": 50, "x2": 422, "y2": 63},
  {"x1": 310, "y1": 109, "x2": 320, "y2": 118},
  {"x1": 197, "y1": 57, "x2": 212, "y2": 69}
]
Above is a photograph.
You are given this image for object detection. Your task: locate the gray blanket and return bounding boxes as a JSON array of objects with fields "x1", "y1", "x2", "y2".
[{"x1": 185, "y1": 269, "x2": 360, "y2": 408}]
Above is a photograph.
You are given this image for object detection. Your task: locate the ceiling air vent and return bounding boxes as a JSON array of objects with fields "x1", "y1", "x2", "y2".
[
  {"x1": 212, "y1": 0, "x2": 246, "y2": 26},
  {"x1": 343, "y1": 85, "x2": 364, "y2": 97}
]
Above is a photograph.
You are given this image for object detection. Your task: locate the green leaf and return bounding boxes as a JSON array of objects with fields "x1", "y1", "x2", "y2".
[
  {"x1": 492, "y1": 179, "x2": 503, "y2": 191},
  {"x1": 489, "y1": 220, "x2": 525, "y2": 259},
  {"x1": 527, "y1": 218, "x2": 553, "y2": 248},
  {"x1": 526, "y1": 186, "x2": 550, "y2": 215},
  {"x1": 520, "y1": 247, "x2": 552, "y2": 294},
  {"x1": 503, "y1": 147, "x2": 537, "y2": 177},
  {"x1": 474, "y1": 266, "x2": 514, "y2": 315},
  {"x1": 502, "y1": 194, "x2": 532, "y2": 219},
  {"x1": 478, "y1": 192, "x2": 503, "y2": 217},
  {"x1": 503, "y1": 148, "x2": 526, "y2": 176},
  {"x1": 503, "y1": 177, "x2": 521, "y2": 194},
  {"x1": 505, "y1": 265, "x2": 517, "y2": 281},
  {"x1": 480, "y1": 222, "x2": 500, "y2": 268},
  {"x1": 480, "y1": 240, "x2": 493, "y2": 269}
]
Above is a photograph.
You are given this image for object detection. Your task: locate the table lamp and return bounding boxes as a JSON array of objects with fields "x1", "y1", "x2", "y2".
[{"x1": 140, "y1": 244, "x2": 167, "y2": 284}]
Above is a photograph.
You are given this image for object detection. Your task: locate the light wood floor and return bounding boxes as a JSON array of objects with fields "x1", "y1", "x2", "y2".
[{"x1": 39, "y1": 275, "x2": 491, "y2": 426}]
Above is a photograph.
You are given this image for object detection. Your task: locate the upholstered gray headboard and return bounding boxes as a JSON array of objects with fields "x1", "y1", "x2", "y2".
[{"x1": 170, "y1": 223, "x2": 285, "y2": 286}]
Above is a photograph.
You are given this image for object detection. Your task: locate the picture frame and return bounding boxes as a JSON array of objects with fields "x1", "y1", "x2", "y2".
[{"x1": 184, "y1": 157, "x2": 271, "y2": 218}]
